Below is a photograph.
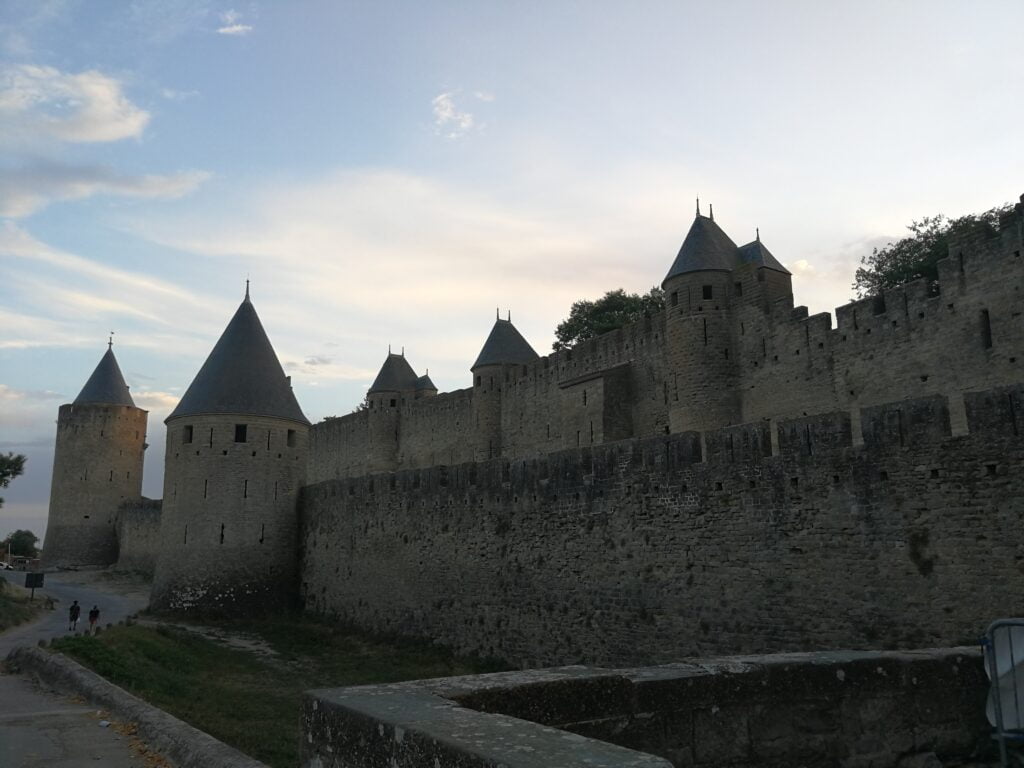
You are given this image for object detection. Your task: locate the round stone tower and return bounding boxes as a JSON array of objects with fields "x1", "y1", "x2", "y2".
[
  {"x1": 365, "y1": 352, "x2": 418, "y2": 473},
  {"x1": 151, "y1": 287, "x2": 309, "y2": 615},
  {"x1": 43, "y1": 342, "x2": 147, "y2": 568},
  {"x1": 662, "y1": 208, "x2": 743, "y2": 433},
  {"x1": 470, "y1": 316, "x2": 539, "y2": 461}
]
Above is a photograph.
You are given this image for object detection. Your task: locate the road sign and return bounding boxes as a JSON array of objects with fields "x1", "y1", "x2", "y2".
[{"x1": 25, "y1": 572, "x2": 44, "y2": 589}]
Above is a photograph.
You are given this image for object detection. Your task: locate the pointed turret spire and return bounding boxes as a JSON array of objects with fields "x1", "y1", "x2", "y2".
[
  {"x1": 472, "y1": 316, "x2": 539, "y2": 371},
  {"x1": 167, "y1": 295, "x2": 308, "y2": 424},
  {"x1": 369, "y1": 351, "x2": 418, "y2": 394},
  {"x1": 662, "y1": 214, "x2": 740, "y2": 285},
  {"x1": 75, "y1": 344, "x2": 135, "y2": 407},
  {"x1": 245, "y1": 279, "x2": 250, "y2": 301},
  {"x1": 696, "y1": 197, "x2": 701, "y2": 217}
]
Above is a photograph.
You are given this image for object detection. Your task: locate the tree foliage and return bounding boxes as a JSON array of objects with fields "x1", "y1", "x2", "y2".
[
  {"x1": 3, "y1": 529, "x2": 39, "y2": 558},
  {"x1": 853, "y1": 203, "x2": 1012, "y2": 298},
  {"x1": 553, "y1": 287, "x2": 665, "y2": 351},
  {"x1": 0, "y1": 452, "x2": 26, "y2": 510}
]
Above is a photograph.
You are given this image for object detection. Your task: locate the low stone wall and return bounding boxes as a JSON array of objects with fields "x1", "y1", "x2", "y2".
[
  {"x1": 114, "y1": 498, "x2": 161, "y2": 576},
  {"x1": 301, "y1": 648, "x2": 989, "y2": 768}
]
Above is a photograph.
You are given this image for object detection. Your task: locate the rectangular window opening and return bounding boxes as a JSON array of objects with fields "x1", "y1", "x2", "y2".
[
  {"x1": 234, "y1": 424, "x2": 247, "y2": 443},
  {"x1": 219, "y1": 524, "x2": 225, "y2": 545},
  {"x1": 287, "y1": 429, "x2": 296, "y2": 447},
  {"x1": 182, "y1": 425, "x2": 194, "y2": 444},
  {"x1": 702, "y1": 284, "x2": 713, "y2": 300},
  {"x1": 183, "y1": 525, "x2": 188, "y2": 545},
  {"x1": 203, "y1": 479, "x2": 208, "y2": 499},
  {"x1": 243, "y1": 479, "x2": 248, "y2": 498},
  {"x1": 734, "y1": 281, "x2": 743, "y2": 296},
  {"x1": 671, "y1": 291, "x2": 678, "y2": 307},
  {"x1": 703, "y1": 318, "x2": 708, "y2": 346},
  {"x1": 259, "y1": 524, "x2": 265, "y2": 544}
]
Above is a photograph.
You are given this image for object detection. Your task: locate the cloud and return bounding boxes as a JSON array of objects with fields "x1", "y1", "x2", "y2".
[
  {"x1": 0, "y1": 65, "x2": 150, "y2": 144},
  {"x1": 160, "y1": 87, "x2": 199, "y2": 101},
  {"x1": 432, "y1": 92, "x2": 475, "y2": 138},
  {"x1": 0, "y1": 163, "x2": 211, "y2": 218},
  {"x1": 0, "y1": 384, "x2": 65, "y2": 402},
  {"x1": 217, "y1": 9, "x2": 253, "y2": 36},
  {"x1": 131, "y1": 390, "x2": 180, "y2": 413},
  {"x1": 304, "y1": 355, "x2": 333, "y2": 366}
]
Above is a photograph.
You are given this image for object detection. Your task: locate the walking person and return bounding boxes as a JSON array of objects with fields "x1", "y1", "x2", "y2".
[
  {"x1": 88, "y1": 605, "x2": 100, "y2": 634},
  {"x1": 68, "y1": 600, "x2": 81, "y2": 631}
]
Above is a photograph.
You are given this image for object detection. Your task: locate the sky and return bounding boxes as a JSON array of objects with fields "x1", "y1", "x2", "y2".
[{"x1": 1, "y1": 0, "x2": 1022, "y2": 542}]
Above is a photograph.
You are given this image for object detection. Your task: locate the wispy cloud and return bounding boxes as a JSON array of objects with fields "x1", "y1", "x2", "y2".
[
  {"x1": 432, "y1": 91, "x2": 476, "y2": 139},
  {"x1": 160, "y1": 87, "x2": 199, "y2": 101},
  {"x1": 217, "y1": 9, "x2": 253, "y2": 36},
  {"x1": 0, "y1": 163, "x2": 211, "y2": 218},
  {"x1": 0, "y1": 65, "x2": 150, "y2": 144}
]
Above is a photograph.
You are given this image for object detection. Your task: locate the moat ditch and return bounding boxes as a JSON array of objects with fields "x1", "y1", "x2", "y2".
[{"x1": 50, "y1": 615, "x2": 509, "y2": 767}]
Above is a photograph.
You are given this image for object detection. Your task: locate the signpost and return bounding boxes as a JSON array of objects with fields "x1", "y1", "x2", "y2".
[{"x1": 24, "y1": 572, "x2": 44, "y2": 601}]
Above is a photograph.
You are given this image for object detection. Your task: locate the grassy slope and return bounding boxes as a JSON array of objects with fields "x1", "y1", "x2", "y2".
[
  {"x1": 53, "y1": 619, "x2": 508, "y2": 767},
  {"x1": 0, "y1": 579, "x2": 44, "y2": 632}
]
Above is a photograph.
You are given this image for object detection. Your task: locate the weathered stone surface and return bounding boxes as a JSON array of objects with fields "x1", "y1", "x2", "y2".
[
  {"x1": 302, "y1": 648, "x2": 990, "y2": 768},
  {"x1": 300, "y1": 388, "x2": 1024, "y2": 666}
]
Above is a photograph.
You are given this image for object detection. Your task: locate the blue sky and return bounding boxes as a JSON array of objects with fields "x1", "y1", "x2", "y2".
[{"x1": 2, "y1": 0, "x2": 1022, "y2": 540}]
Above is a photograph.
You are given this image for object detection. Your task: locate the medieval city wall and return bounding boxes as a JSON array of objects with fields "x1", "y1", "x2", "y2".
[
  {"x1": 300, "y1": 384, "x2": 1024, "y2": 668},
  {"x1": 114, "y1": 498, "x2": 162, "y2": 575},
  {"x1": 738, "y1": 225, "x2": 1024, "y2": 432},
  {"x1": 306, "y1": 213, "x2": 1021, "y2": 482}
]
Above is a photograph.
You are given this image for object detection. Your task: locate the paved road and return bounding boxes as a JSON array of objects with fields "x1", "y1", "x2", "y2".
[
  {"x1": 0, "y1": 571, "x2": 149, "y2": 657},
  {"x1": 0, "y1": 673, "x2": 156, "y2": 767},
  {"x1": 0, "y1": 572, "x2": 163, "y2": 767}
]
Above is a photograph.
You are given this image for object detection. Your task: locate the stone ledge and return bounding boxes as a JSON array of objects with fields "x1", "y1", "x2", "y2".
[{"x1": 6, "y1": 646, "x2": 267, "y2": 768}]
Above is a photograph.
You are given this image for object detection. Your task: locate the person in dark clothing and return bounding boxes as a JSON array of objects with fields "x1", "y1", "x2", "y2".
[
  {"x1": 68, "y1": 600, "x2": 81, "y2": 631},
  {"x1": 88, "y1": 605, "x2": 100, "y2": 634}
]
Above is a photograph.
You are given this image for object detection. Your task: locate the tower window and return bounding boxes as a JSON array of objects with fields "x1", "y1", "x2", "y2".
[
  {"x1": 757, "y1": 271, "x2": 765, "y2": 282},
  {"x1": 287, "y1": 429, "x2": 296, "y2": 447},
  {"x1": 671, "y1": 291, "x2": 678, "y2": 307},
  {"x1": 220, "y1": 524, "x2": 225, "y2": 545},
  {"x1": 235, "y1": 424, "x2": 247, "y2": 443},
  {"x1": 981, "y1": 309, "x2": 993, "y2": 349},
  {"x1": 182, "y1": 425, "x2": 194, "y2": 444},
  {"x1": 259, "y1": 524, "x2": 265, "y2": 544},
  {"x1": 243, "y1": 479, "x2": 248, "y2": 498},
  {"x1": 734, "y1": 282, "x2": 743, "y2": 296},
  {"x1": 702, "y1": 285, "x2": 713, "y2": 300},
  {"x1": 390, "y1": 398, "x2": 397, "y2": 407},
  {"x1": 208, "y1": 427, "x2": 214, "y2": 447},
  {"x1": 582, "y1": 390, "x2": 587, "y2": 405}
]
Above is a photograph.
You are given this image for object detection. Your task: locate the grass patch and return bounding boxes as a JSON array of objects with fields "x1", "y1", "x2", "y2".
[
  {"x1": 52, "y1": 616, "x2": 509, "y2": 767},
  {"x1": 0, "y1": 578, "x2": 44, "y2": 632}
]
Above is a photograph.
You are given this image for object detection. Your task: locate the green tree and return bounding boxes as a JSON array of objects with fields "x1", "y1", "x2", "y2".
[
  {"x1": 853, "y1": 203, "x2": 1012, "y2": 298},
  {"x1": 0, "y1": 452, "x2": 26, "y2": 510},
  {"x1": 554, "y1": 287, "x2": 665, "y2": 351},
  {"x1": 4, "y1": 529, "x2": 39, "y2": 558}
]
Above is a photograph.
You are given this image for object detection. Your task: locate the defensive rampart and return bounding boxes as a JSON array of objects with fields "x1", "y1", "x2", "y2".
[
  {"x1": 114, "y1": 498, "x2": 162, "y2": 575},
  {"x1": 300, "y1": 384, "x2": 1024, "y2": 667},
  {"x1": 307, "y1": 201, "x2": 1023, "y2": 482}
]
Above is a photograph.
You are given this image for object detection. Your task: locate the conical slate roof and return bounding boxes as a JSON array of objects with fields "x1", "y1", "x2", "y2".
[
  {"x1": 662, "y1": 215, "x2": 740, "y2": 284},
  {"x1": 737, "y1": 238, "x2": 790, "y2": 274},
  {"x1": 167, "y1": 293, "x2": 308, "y2": 425},
  {"x1": 368, "y1": 353, "x2": 418, "y2": 394},
  {"x1": 415, "y1": 373, "x2": 437, "y2": 392},
  {"x1": 472, "y1": 319, "x2": 539, "y2": 371},
  {"x1": 74, "y1": 345, "x2": 135, "y2": 407}
]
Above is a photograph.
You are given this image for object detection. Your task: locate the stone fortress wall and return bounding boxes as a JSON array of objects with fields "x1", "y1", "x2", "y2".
[
  {"x1": 300, "y1": 384, "x2": 1024, "y2": 667},
  {"x1": 114, "y1": 498, "x2": 162, "y2": 575},
  {"x1": 308, "y1": 201, "x2": 1024, "y2": 483},
  {"x1": 43, "y1": 403, "x2": 148, "y2": 568}
]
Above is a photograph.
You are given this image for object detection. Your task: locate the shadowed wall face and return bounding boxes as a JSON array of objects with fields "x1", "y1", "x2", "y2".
[
  {"x1": 151, "y1": 414, "x2": 307, "y2": 614},
  {"x1": 43, "y1": 403, "x2": 147, "y2": 568},
  {"x1": 300, "y1": 388, "x2": 1023, "y2": 668}
]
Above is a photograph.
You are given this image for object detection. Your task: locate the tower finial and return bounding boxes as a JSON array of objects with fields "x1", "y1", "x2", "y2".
[
  {"x1": 108, "y1": 331, "x2": 114, "y2": 349},
  {"x1": 507, "y1": 310, "x2": 511, "y2": 321},
  {"x1": 696, "y1": 197, "x2": 700, "y2": 217},
  {"x1": 245, "y1": 278, "x2": 250, "y2": 300},
  {"x1": 709, "y1": 203, "x2": 714, "y2": 222},
  {"x1": 496, "y1": 307, "x2": 499, "y2": 320},
  {"x1": 401, "y1": 346, "x2": 405, "y2": 357},
  {"x1": 756, "y1": 227, "x2": 760, "y2": 242},
  {"x1": 388, "y1": 343, "x2": 391, "y2": 354}
]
